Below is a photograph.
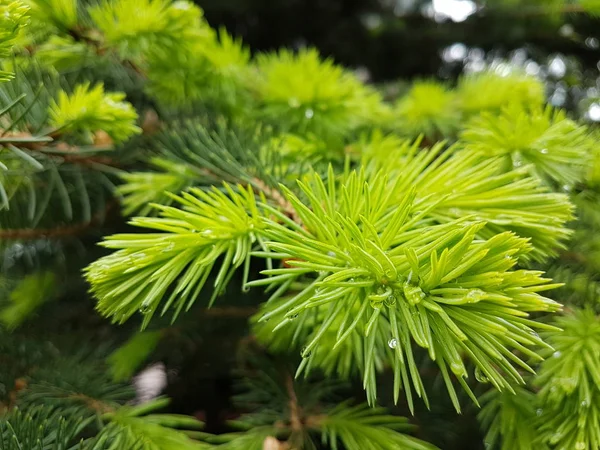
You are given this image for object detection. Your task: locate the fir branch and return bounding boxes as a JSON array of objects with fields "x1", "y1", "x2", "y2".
[
  {"x1": 0, "y1": 199, "x2": 116, "y2": 239},
  {"x1": 252, "y1": 169, "x2": 563, "y2": 408}
]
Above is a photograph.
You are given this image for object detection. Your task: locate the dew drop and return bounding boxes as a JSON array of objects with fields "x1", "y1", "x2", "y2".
[
  {"x1": 450, "y1": 361, "x2": 466, "y2": 377},
  {"x1": 549, "y1": 432, "x2": 562, "y2": 445},
  {"x1": 529, "y1": 329, "x2": 540, "y2": 339},
  {"x1": 465, "y1": 289, "x2": 485, "y2": 303},
  {"x1": 327, "y1": 251, "x2": 336, "y2": 257},
  {"x1": 301, "y1": 346, "x2": 311, "y2": 358},
  {"x1": 403, "y1": 284, "x2": 425, "y2": 305},
  {"x1": 562, "y1": 184, "x2": 572, "y2": 193},
  {"x1": 162, "y1": 243, "x2": 174, "y2": 253},
  {"x1": 388, "y1": 338, "x2": 398, "y2": 349},
  {"x1": 536, "y1": 408, "x2": 543, "y2": 416},
  {"x1": 475, "y1": 367, "x2": 490, "y2": 383},
  {"x1": 581, "y1": 398, "x2": 590, "y2": 408},
  {"x1": 288, "y1": 312, "x2": 299, "y2": 320},
  {"x1": 539, "y1": 148, "x2": 548, "y2": 154},
  {"x1": 553, "y1": 351, "x2": 562, "y2": 358},
  {"x1": 370, "y1": 299, "x2": 383, "y2": 310},
  {"x1": 201, "y1": 229, "x2": 215, "y2": 238},
  {"x1": 575, "y1": 442, "x2": 586, "y2": 450},
  {"x1": 139, "y1": 304, "x2": 152, "y2": 314},
  {"x1": 304, "y1": 108, "x2": 314, "y2": 119},
  {"x1": 384, "y1": 294, "x2": 397, "y2": 307}
]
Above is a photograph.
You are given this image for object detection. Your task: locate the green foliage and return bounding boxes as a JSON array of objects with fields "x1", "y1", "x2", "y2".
[
  {"x1": 118, "y1": 158, "x2": 199, "y2": 216},
  {"x1": 2, "y1": 0, "x2": 599, "y2": 449},
  {"x1": 457, "y1": 71, "x2": 545, "y2": 116},
  {"x1": 361, "y1": 138, "x2": 574, "y2": 262},
  {"x1": 319, "y1": 402, "x2": 436, "y2": 450},
  {"x1": 545, "y1": 190, "x2": 600, "y2": 309},
  {"x1": 535, "y1": 310, "x2": 600, "y2": 450},
  {"x1": 252, "y1": 169, "x2": 562, "y2": 409},
  {"x1": 394, "y1": 81, "x2": 459, "y2": 139},
  {"x1": 89, "y1": 397, "x2": 209, "y2": 450},
  {"x1": 107, "y1": 330, "x2": 163, "y2": 382},
  {"x1": 87, "y1": 126, "x2": 573, "y2": 407},
  {"x1": 0, "y1": 0, "x2": 29, "y2": 81},
  {"x1": 146, "y1": 27, "x2": 250, "y2": 109},
  {"x1": 207, "y1": 363, "x2": 435, "y2": 450},
  {"x1": 85, "y1": 184, "x2": 266, "y2": 326},
  {"x1": 580, "y1": 0, "x2": 600, "y2": 15},
  {"x1": 49, "y1": 82, "x2": 140, "y2": 143},
  {"x1": 89, "y1": 0, "x2": 211, "y2": 60},
  {"x1": 478, "y1": 386, "x2": 544, "y2": 450},
  {"x1": 0, "y1": 406, "x2": 88, "y2": 450},
  {"x1": 0, "y1": 66, "x2": 127, "y2": 230},
  {"x1": 461, "y1": 104, "x2": 596, "y2": 186},
  {"x1": 0, "y1": 271, "x2": 55, "y2": 328},
  {"x1": 254, "y1": 48, "x2": 386, "y2": 143},
  {"x1": 24, "y1": 0, "x2": 77, "y2": 31},
  {"x1": 34, "y1": 35, "x2": 90, "y2": 71},
  {"x1": 17, "y1": 354, "x2": 134, "y2": 420}
]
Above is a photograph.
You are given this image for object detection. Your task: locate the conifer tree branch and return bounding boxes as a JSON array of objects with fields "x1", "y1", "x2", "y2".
[{"x1": 0, "y1": 200, "x2": 117, "y2": 239}]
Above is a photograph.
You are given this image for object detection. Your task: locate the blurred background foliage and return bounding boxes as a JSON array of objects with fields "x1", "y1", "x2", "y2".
[
  {"x1": 200, "y1": 0, "x2": 600, "y2": 121},
  {"x1": 1, "y1": 1, "x2": 598, "y2": 449}
]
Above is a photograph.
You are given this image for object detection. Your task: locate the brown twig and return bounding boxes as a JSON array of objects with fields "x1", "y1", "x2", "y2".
[
  {"x1": 285, "y1": 373, "x2": 302, "y2": 433},
  {"x1": 201, "y1": 306, "x2": 258, "y2": 318},
  {"x1": 69, "y1": 393, "x2": 114, "y2": 414},
  {"x1": 0, "y1": 200, "x2": 117, "y2": 240},
  {"x1": 1, "y1": 132, "x2": 121, "y2": 168},
  {"x1": 252, "y1": 178, "x2": 302, "y2": 225}
]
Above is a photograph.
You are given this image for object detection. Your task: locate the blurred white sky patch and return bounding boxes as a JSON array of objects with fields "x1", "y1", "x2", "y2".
[
  {"x1": 134, "y1": 362, "x2": 168, "y2": 404},
  {"x1": 427, "y1": 0, "x2": 478, "y2": 22},
  {"x1": 587, "y1": 103, "x2": 600, "y2": 122}
]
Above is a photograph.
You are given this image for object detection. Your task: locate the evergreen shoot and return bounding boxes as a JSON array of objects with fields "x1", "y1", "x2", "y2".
[{"x1": 1, "y1": 0, "x2": 599, "y2": 449}]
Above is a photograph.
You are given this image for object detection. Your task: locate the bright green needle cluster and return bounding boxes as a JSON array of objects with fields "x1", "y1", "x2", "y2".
[
  {"x1": 89, "y1": 0, "x2": 211, "y2": 60},
  {"x1": 0, "y1": 271, "x2": 55, "y2": 329},
  {"x1": 361, "y1": 138, "x2": 574, "y2": 262},
  {"x1": 85, "y1": 184, "x2": 266, "y2": 326},
  {"x1": 251, "y1": 169, "x2": 562, "y2": 409},
  {"x1": 457, "y1": 70, "x2": 545, "y2": 116},
  {"x1": 394, "y1": 81, "x2": 459, "y2": 139},
  {"x1": 478, "y1": 386, "x2": 546, "y2": 450},
  {"x1": 461, "y1": 104, "x2": 596, "y2": 186},
  {"x1": 91, "y1": 398, "x2": 209, "y2": 450},
  {"x1": 118, "y1": 158, "x2": 200, "y2": 216},
  {"x1": 87, "y1": 147, "x2": 570, "y2": 408},
  {"x1": 254, "y1": 48, "x2": 387, "y2": 143},
  {"x1": 0, "y1": 0, "x2": 29, "y2": 81},
  {"x1": 24, "y1": 0, "x2": 77, "y2": 31},
  {"x1": 49, "y1": 82, "x2": 141, "y2": 143},
  {"x1": 535, "y1": 310, "x2": 600, "y2": 450}
]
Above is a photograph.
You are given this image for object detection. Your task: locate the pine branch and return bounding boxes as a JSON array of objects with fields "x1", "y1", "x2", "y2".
[{"x1": 0, "y1": 199, "x2": 116, "y2": 239}]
